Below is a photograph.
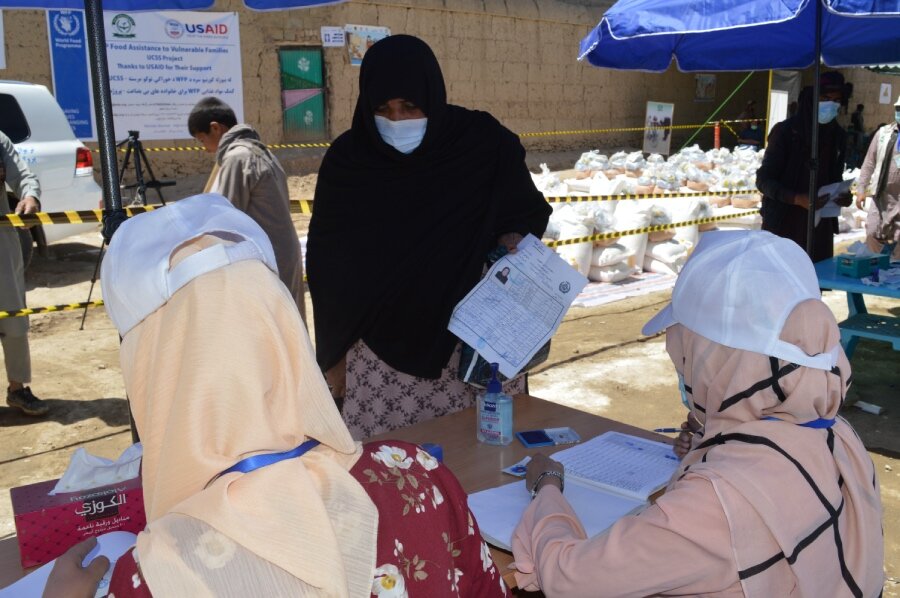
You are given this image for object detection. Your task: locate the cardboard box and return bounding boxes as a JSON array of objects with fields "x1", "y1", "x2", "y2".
[
  {"x1": 836, "y1": 253, "x2": 890, "y2": 278},
  {"x1": 10, "y1": 475, "x2": 145, "y2": 568}
]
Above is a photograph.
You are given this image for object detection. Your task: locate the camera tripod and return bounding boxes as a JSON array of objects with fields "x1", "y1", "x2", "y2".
[
  {"x1": 118, "y1": 130, "x2": 175, "y2": 206},
  {"x1": 80, "y1": 130, "x2": 176, "y2": 330}
]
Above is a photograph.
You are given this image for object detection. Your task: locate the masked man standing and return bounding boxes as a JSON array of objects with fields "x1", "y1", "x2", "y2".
[{"x1": 756, "y1": 71, "x2": 852, "y2": 262}]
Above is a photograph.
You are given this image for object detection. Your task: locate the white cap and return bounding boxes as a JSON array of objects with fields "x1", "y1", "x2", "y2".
[
  {"x1": 101, "y1": 194, "x2": 278, "y2": 336},
  {"x1": 642, "y1": 230, "x2": 840, "y2": 370}
]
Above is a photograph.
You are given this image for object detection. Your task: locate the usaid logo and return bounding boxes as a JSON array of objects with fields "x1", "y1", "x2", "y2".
[
  {"x1": 165, "y1": 19, "x2": 183, "y2": 39},
  {"x1": 53, "y1": 12, "x2": 81, "y2": 37},
  {"x1": 184, "y1": 23, "x2": 229, "y2": 36}
]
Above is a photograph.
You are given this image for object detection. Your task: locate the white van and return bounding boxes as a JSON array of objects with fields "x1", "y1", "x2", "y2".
[{"x1": 0, "y1": 81, "x2": 102, "y2": 260}]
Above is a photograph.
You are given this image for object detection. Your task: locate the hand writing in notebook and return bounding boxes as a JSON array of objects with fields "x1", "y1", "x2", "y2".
[{"x1": 526, "y1": 453, "x2": 565, "y2": 496}]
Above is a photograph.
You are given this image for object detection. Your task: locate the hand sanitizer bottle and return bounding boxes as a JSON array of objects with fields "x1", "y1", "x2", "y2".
[{"x1": 477, "y1": 363, "x2": 513, "y2": 445}]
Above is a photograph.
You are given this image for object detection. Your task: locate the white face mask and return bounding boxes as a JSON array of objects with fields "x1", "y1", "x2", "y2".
[
  {"x1": 374, "y1": 115, "x2": 428, "y2": 154},
  {"x1": 818, "y1": 101, "x2": 840, "y2": 125},
  {"x1": 677, "y1": 372, "x2": 691, "y2": 409}
]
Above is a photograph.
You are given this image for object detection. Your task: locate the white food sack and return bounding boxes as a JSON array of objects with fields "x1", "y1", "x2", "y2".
[
  {"x1": 589, "y1": 261, "x2": 634, "y2": 283},
  {"x1": 669, "y1": 198, "x2": 703, "y2": 247},
  {"x1": 555, "y1": 206, "x2": 593, "y2": 276},
  {"x1": 643, "y1": 256, "x2": 682, "y2": 276},
  {"x1": 590, "y1": 243, "x2": 633, "y2": 267},
  {"x1": 612, "y1": 199, "x2": 653, "y2": 270}
]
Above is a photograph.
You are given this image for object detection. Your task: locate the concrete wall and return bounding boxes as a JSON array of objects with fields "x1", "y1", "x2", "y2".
[{"x1": 8, "y1": 1, "x2": 893, "y2": 182}]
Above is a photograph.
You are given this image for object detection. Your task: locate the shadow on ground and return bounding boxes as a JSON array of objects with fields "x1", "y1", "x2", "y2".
[
  {"x1": 0, "y1": 397, "x2": 129, "y2": 429},
  {"x1": 841, "y1": 338, "x2": 900, "y2": 457},
  {"x1": 25, "y1": 242, "x2": 102, "y2": 291}
]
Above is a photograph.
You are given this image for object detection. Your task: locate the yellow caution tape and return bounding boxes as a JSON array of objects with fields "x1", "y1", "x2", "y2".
[
  {"x1": 3, "y1": 192, "x2": 762, "y2": 228},
  {"x1": 91, "y1": 119, "x2": 759, "y2": 153},
  {"x1": 0, "y1": 206, "x2": 156, "y2": 228},
  {"x1": 1, "y1": 210, "x2": 761, "y2": 317},
  {"x1": 545, "y1": 210, "x2": 760, "y2": 247},
  {"x1": 0, "y1": 300, "x2": 105, "y2": 320},
  {"x1": 543, "y1": 189, "x2": 758, "y2": 203}
]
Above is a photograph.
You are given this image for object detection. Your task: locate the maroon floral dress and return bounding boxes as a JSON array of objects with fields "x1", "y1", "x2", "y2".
[{"x1": 107, "y1": 441, "x2": 509, "y2": 597}]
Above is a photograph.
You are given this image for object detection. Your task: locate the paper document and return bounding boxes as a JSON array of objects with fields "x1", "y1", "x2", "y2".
[
  {"x1": 551, "y1": 431, "x2": 680, "y2": 501},
  {"x1": 814, "y1": 180, "x2": 853, "y2": 227},
  {"x1": 0, "y1": 531, "x2": 136, "y2": 598},
  {"x1": 448, "y1": 234, "x2": 588, "y2": 378},
  {"x1": 468, "y1": 479, "x2": 644, "y2": 551},
  {"x1": 469, "y1": 432, "x2": 679, "y2": 550}
]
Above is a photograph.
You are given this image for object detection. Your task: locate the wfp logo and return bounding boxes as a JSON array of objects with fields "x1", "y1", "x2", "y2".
[
  {"x1": 111, "y1": 13, "x2": 136, "y2": 38},
  {"x1": 165, "y1": 19, "x2": 183, "y2": 39},
  {"x1": 53, "y1": 12, "x2": 81, "y2": 37}
]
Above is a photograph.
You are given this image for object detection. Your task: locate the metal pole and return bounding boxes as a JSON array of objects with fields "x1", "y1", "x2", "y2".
[
  {"x1": 83, "y1": 0, "x2": 135, "y2": 444},
  {"x1": 806, "y1": 0, "x2": 822, "y2": 258},
  {"x1": 82, "y1": 0, "x2": 128, "y2": 240}
]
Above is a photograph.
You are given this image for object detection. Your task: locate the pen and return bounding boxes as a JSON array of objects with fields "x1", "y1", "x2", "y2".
[{"x1": 653, "y1": 427, "x2": 681, "y2": 433}]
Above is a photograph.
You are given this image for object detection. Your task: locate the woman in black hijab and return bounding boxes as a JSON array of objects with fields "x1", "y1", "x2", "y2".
[{"x1": 307, "y1": 35, "x2": 550, "y2": 439}]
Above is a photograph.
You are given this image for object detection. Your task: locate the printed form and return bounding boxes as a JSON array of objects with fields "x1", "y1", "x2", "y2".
[{"x1": 448, "y1": 234, "x2": 587, "y2": 378}]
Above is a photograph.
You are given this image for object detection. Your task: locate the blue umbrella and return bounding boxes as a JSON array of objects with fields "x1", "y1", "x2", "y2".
[
  {"x1": 0, "y1": 0, "x2": 344, "y2": 222},
  {"x1": 580, "y1": 0, "x2": 900, "y2": 71},
  {"x1": 579, "y1": 0, "x2": 900, "y2": 256}
]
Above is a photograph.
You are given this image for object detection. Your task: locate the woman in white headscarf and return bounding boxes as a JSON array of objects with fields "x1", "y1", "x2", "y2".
[
  {"x1": 44, "y1": 195, "x2": 509, "y2": 598},
  {"x1": 512, "y1": 231, "x2": 883, "y2": 597}
]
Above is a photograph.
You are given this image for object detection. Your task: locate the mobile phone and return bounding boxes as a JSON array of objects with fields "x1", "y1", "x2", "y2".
[{"x1": 516, "y1": 429, "x2": 555, "y2": 448}]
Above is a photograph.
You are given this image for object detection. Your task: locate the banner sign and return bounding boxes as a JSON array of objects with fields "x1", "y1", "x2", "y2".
[
  {"x1": 47, "y1": 10, "x2": 95, "y2": 139},
  {"x1": 47, "y1": 10, "x2": 243, "y2": 141},
  {"x1": 642, "y1": 101, "x2": 674, "y2": 156}
]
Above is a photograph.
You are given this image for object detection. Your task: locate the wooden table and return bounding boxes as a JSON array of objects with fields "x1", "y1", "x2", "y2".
[
  {"x1": 0, "y1": 395, "x2": 669, "y2": 591},
  {"x1": 368, "y1": 394, "x2": 670, "y2": 588},
  {"x1": 816, "y1": 257, "x2": 900, "y2": 358}
]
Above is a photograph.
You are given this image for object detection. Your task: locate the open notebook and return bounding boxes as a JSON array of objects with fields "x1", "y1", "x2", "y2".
[{"x1": 468, "y1": 431, "x2": 680, "y2": 551}]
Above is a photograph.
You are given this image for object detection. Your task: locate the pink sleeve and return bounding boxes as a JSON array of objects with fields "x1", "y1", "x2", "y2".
[{"x1": 511, "y1": 476, "x2": 740, "y2": 597}]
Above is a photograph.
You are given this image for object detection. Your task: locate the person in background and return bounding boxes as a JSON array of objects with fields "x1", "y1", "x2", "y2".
[
  {"x1": 0, "y1": 130, "x2": 47, "y2": 416},
  {"x1": 854, "y1": 95, "x2": 900, "y2": 260},
  {"x1": 511, "y1": 231, "x2": 883, "y2": 597},
  {"x1": 187, "y1": 97, "x2": 305, "y2": 320},
  {"x1": 44, "y1": 195, "x2": 510, "y2": 597},
  {"x1": 848, "y1": 103, "x2": 866, "y2": 167},
  {"x1": 756, "y1": 71, "x2": 852, "y2": 262},
  {"x1": 738, "y1": 99, "x2": 757, "y2": 122},
  {"x1": 307, "y1": 35, "x2": 550, "y2": 439},
  {"x1": 736, "y1": 119, "x2": 764, "y2": 149}
]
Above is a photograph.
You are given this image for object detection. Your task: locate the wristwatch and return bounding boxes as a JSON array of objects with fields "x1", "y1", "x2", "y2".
[{"x1": 530, "y1": 470, "x2": 564, "y2": 499}]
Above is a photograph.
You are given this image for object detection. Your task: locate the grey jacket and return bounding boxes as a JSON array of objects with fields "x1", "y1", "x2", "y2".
[{"x1": 214, "y1": 125, "x2": 305, "y2": 318}]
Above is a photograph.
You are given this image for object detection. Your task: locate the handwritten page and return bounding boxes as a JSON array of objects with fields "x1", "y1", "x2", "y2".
[
  {"x1": 552, "y1": 431, "x2": 680, "y2": 501},
  {"x1": 448, "y1": 234, "x2": 588, "y2": 378},
  {"x1": 0, "y1": 531, "x2": 136, "y2": 598},
  {"x1": 469, "y1": 479, "x2": 645, "y2": 551}
]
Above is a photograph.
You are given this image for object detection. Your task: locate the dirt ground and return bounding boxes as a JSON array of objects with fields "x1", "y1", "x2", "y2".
[{"x1": 1, "y1": 165, "x2": 898, "y2": 593}]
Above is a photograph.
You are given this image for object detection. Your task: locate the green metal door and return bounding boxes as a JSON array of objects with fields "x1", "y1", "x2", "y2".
[{"x1": 278, "y1": 47, "x2": 326, "y2": 141}]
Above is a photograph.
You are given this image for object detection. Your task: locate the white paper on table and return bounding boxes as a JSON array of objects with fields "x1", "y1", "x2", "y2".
[
  {"x1": 814, "y1": 180, "x2": 853, "y2": 227},
  {"x1": 448, "y1": 234, "x2": 588, "y2": 378},
  {"x1": 468, "y1": 480, "x2": 645, "y2": 551},
  {"x1": 0, "y1": 531, "x2": 136, "y2": 598}
]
